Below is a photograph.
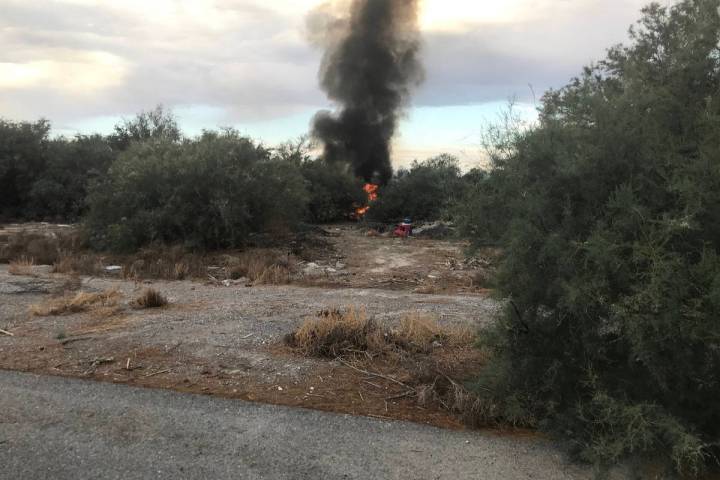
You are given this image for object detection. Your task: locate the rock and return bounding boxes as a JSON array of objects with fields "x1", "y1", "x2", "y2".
[
  {"x1": 335, "y1": 261, "x2": 346, "y2": 270},
  {"x1": 104, "y1": 266, "x2": 122, "y2": 275},
  {"x1": 303, "y1": 263, "x2": 323, "y2": 276}
]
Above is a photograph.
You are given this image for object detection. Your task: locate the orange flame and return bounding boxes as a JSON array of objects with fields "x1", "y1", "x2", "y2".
[
  {"x1": 354, "y1": 183, "x2": 379, "y2": 219},
  {"x1": 363, "y1": 183, "x2": 379, "y2": 202}
]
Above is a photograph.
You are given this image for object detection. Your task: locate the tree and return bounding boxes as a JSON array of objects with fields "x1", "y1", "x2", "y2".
[
  {"x1": 464, "y1": 0, "x2": 720, "y2": 474},
  {"x1": 28, "y1": 135, "x2": 115, "y2": 220},
  {"x1": 108, "y1": 105, "x2": 181, "y2": 151},
  {"x1": 85, "y1": 129, "x2": 309, "y2": 251},
  {"x1": 0, "y1": 119, "x2": 50, "y2": 219},
  {"x1": 368, "y1": 154, "x2": 463, "y2": 223}
]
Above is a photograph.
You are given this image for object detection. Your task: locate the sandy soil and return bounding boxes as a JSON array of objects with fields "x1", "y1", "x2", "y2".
[{"x1": 0, "y1": 225, "x2": 501, "y2": 429}]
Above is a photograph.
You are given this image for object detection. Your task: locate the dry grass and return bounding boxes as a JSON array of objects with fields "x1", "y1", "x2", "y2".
[
  {"x1": 286, "y1": 308, "x2": 475, "y2": 358},
  {"x1": 30, "y1": 289, "x2": 122, "y2": 317},
  {"x1": 254, "y1": 265, "x2": 291, "y2": 285},
  {"x1": 52, "y1": 255, "x2": 105, "y2": 276},
  {"x1": 224, "y1": 250, "x2": 294, "y2": 285},
  {"x1": 8, "y1": 257, "x2": 35, "y2": 276},
  {"x1": 122, "y1": 246, "x2": 206, "y2": 281},
  {"x1": 285, "y1": 307, "x2": 492, "y2": 427},
  {"x1": 287, "y1": 307, "x2": 386, "y2": 357},
  {"x1": 131, "y1": 288, "x2": 168, "y2": 309},
  {"x1": 403, "y1": 313, "x2": 475, "y2": 348}
]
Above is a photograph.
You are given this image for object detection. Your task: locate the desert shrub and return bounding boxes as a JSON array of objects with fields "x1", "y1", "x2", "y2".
[
  {"x1": 367, "y1": 154, "x2": 463, "y2": 223},
  {"x1": 464, "y1": 0, "x2": 720, "y2": 473},
  {"x1": 0, "y1": 119, "x2": 50, "y2": 220},
  {"x1": 0, "y1": 118, "x2": 116, "y2": 222},
  {"x1": 131, "y1": 288, "x2": 168, "y2": 309},
  {"x1": 27, "y1": 135, "x2": 116, "y2": 221},
  {"x1": 108, "y1": 105, "x2": 181, "y2": 151},
  {"x1": 301, "y1": 158, "x2": 366, "y2": 223},
  {"x1": 84, "y1": 129, "x2": 309, "y2": 252}
]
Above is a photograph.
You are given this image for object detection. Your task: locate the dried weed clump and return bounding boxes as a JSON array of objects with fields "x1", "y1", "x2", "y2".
[
  {"x1": 8, "y1": 257, "x2": 35, "y2": 276},
  {"x1": 286, "y1": 308, "x2": 475, "y2": 358},
  {"x1": 224, "y1": 250, "x2": 293, "y2": 285},
  {"x1": 52, "y1": 255, "x2": 105, "y2": 276},
  {"x1": 286, "y1": 307, "x2": 385, "y2": 357},
  {"x1": 395, "y1": 312, "x2": 475, "y2": 353},
  {"x1": 285, "y1": 307, "x2": 493, "y2": 427},
  {"x1": 30, "y1": 289, "x2": 122, "y2": 317},
  {"x1": 131, "y1": 288, "x2": 168, "y2": 309}
]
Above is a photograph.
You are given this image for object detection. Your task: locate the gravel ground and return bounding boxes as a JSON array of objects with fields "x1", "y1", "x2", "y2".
[
  {"x1": 0, "y1": 265, "x2": 500, "y2": 382},
  {"x1": 0, "y1": 370, "x2": 595, "y2": 480}
]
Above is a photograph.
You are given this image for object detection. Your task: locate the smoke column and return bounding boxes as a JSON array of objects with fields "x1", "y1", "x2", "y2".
[{"x1": 311, "y1": 0, "x2": 424, "y2": 185}]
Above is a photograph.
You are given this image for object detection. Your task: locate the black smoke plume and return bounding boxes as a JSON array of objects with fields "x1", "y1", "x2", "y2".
[{"x1": 310, "y1": 0, "x2": 424, "y2": 185}]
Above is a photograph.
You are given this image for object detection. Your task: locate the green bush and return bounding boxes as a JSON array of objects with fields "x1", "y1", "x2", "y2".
[
  {"x1": 0, "y1": 119, "x2": 51, "y2": 219},
  {"x1": 367, "y1": 154, "x2": 463, "y2": 223},
  {"x1": 84, "y1": 129, "x2": 309, "y2": 252},
  {"x1": 464, "y1": 0, "x2": 720, "y2": 474},
  {"x1": 28, "y1": 135, "x2": 116, "y2": 221},
  {"x1": 301, "y1": 158, "x2": 366, "y2": 223},
  {"x1": 108, "y1": 105, "x2": 181, "y2": 151}
]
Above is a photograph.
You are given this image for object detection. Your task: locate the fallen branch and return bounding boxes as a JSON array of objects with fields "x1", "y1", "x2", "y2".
[
  {"x1": 0, "y1": 328, "x2": 14, "y2": 337},
  {"x1": 385, "y1": 390, "x2": 415, "y2": 401},
  {"x1": 363, "y1": 380, "x2": 384, "y2": 390},
  {"x1": 143, "y1": 368, "x2": 172, "y2": 378},
  {"x1": 336, "y1": 357, "x2": 415, "y2": 392}
]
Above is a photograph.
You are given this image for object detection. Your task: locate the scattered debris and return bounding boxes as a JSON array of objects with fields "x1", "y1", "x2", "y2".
[{"x1": 413, "y1": 222, "x2": 454, "y2": 239}]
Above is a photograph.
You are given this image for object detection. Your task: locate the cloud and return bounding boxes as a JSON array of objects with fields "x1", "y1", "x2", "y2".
[
  {"x1": 417, "y1": 0, "x2": 658, "y2": 105},
  {"x1": 0, "y1": 0, "x2": 326, "y2": 124},
  {"x1": 0, "y1": 0, "x2": 668, "y2": 132}
]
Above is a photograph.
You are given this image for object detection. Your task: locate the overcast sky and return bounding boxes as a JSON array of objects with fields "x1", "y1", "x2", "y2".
[{"x1": 0, "y1": 0, "x2": 667, "y2": 167}]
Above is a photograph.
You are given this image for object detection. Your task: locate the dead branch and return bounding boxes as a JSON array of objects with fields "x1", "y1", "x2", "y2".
[
  {"x1": 385, "y1": 390, "x2": 415, "y2": 401},
  {"x1": 143, "y1": 368, "x2": 172, "y2": 378},
  {"x1": 336, "y1": 357, "x2": 415, "y2": 392}
]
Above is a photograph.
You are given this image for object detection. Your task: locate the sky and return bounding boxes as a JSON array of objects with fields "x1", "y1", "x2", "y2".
[{"x1": 0, "y1": 0, "x2": 667, "y2": 169}]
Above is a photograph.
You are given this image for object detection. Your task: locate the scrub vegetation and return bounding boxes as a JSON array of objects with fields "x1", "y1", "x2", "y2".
[{"x1": 1, "y1": 0, "x2": 719, "y2": 475}]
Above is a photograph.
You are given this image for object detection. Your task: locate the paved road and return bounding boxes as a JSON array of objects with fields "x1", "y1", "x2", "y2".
[{"x1": 0, "y1": 371, "x2": 591, "y2": 480}]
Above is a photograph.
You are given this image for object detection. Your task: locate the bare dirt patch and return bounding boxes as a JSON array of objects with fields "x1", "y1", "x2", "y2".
[{"x1": 0, "y1": 224, "x2": 499, "y2": 429}]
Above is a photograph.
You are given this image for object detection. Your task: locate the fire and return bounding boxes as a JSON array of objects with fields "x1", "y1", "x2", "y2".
[
  {"x1": 354, "y1": 183, "x2": 379, "y2": 219},
  {"x1": 363, "y1": 183, "x2": 379, "y2": 201}
]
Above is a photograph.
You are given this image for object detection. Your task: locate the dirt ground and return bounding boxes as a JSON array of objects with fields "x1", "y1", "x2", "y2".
[{"x1": 0, "y1": 224, "x2": 502, "y2": 430}]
